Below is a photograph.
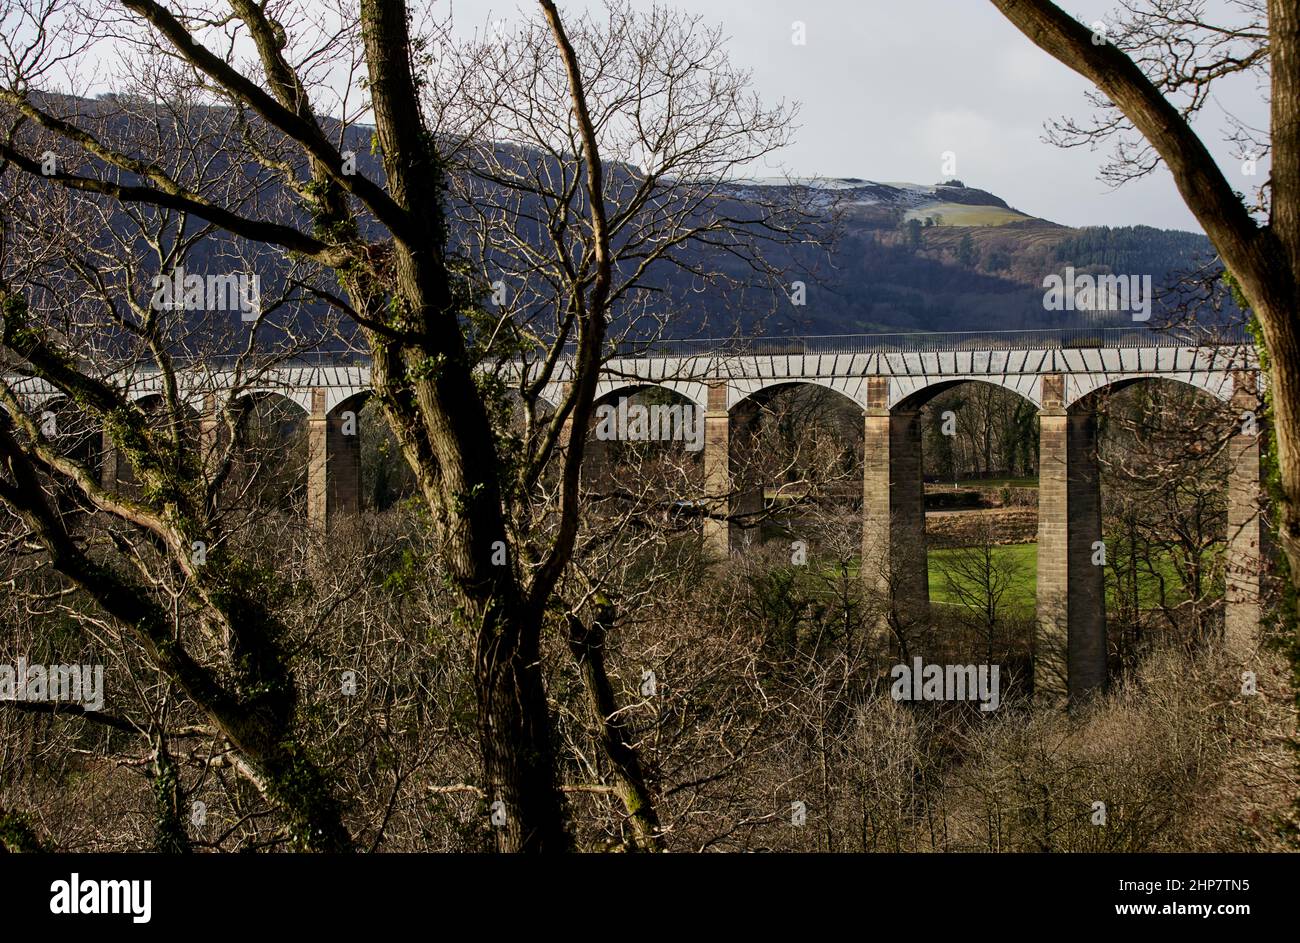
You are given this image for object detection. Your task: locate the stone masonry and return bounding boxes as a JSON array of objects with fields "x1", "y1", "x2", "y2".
[
  {"x1": 306, "y1": 388, "x2": 361, "y2": 527},
  {"x1": 55, "y1": 339, "x2": 1261, "y2": 709},
  {"x1": 1034, "y1": 374, "x2": 1107, "y2": 706},
  {"x1": 862, "y1": 376, "x2": 929, "y2": 624}
]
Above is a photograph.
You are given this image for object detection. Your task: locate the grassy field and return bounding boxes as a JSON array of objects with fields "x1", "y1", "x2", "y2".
[
  {"x1": 811, "y1": 540, "x2": 1204, "y2": 617},
  {"x1": 928, "y1": 543, "x2": 1037, "y2": 613},
  {"x1": 927, "y1": 542, "x2": 1200, "y2": 614},
  {"x1": 904, "y1": 202, "x2": 1029, "y2": 227}
]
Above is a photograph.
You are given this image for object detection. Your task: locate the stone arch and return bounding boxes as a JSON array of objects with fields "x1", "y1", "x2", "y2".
[
  {"x1": 1032, "y1": 371, "x2": 1244, "y2": 705},
  {"x1": 125, "y1": 382, "x2": 169, "y2": 405},
  {"x1": 127, "y1": 389, "x2": 164, "y2": 407},
  {"x1": 586, "y1": 382, "x2": 707, "y2": 472},
  {"x1": 24, "y1": 393, "x2": 102, "y2": 516},
  {"x1": 311, "y1": 389, "x2": 369, "y2": 521},
  {"x1": 323, "y1": 389, "x2": 414, "y2": 515},
  {"x1": 592, "y1": 379, "x2": 708, "y2": 413},
  {"x1": 721, "y1": 379, "x2": 867, "y2": 555},
  {"x1": 887, "y1": 377, "x2": 1044, "y2": 485},
  {"x1": 728, "y1": 378, "x2": 865, "y2": 415},
  {"x1": 891, "y1": 374, "x2": 1042, "y2": 412},
  {"x1": 1064, "y1": 371, "x2": 1234, "y2": 412},
  {"x1": 1062, "y1": 375, "x2": 1245, "y2": 628},
  {"x1": 864, "y1": 376, "x2": 1044, "y2": 677},
  {"x1": 126, "y1": 390, "x2": 202, "y2": 421},
  {"x1": 323, "y1": 385, "x2": 371, "y2": 416},
  {"x1": 233, "y1": 387, "x2": 313, "y2": 416},
  {"x1": 30, "y1": 393, "x2": 101, "y2": 460},
  {"x1": 220, "y1": 389, "x2": 310, "y2": 516},
  {"x1": 103, "y1": 392, "x2": 202, "y2": 491},
  {"x1": 328, "y1": 389, "x2": 373, "y2": 421}
]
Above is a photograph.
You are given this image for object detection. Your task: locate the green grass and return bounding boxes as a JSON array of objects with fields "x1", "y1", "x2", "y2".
[
  {"x1": 928, "y1": 543, "x2": 1038, "y2": 613},
  {"x1": 904, "y1": 202, "x2": 1029, "y2": 227},
  {"x1": 926, "y1": 542, "x2": 1201, "y2": 614}
]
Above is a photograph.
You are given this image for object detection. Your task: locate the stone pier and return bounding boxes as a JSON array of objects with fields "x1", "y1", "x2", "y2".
[
  {"x1": 100, "y1": 429, "x2": 124, "y2": 490},
  {"x1": 197, "y1": 392, "x2": 225, "y2": 482},
  {"x1": 1225, "y1": 372, "x2": 1267, "y2": 658},
  {"x1": 306, "y1": 388, "x2": 361, "y2": 527},
  {"x1": 14, "y1": 336, "x2": 1258, "y2": 713},
  {"x1": 703, "y1": 381, "x2": 732, "y2": 557},
  {"x1": 861, "y1": 377, "x2": 928, "y2": 624},
  {"x1": 1035, "y1": 374, "x2": 1106, "y2": 706}
]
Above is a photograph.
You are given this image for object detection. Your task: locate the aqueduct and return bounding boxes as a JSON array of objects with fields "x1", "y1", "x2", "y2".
[{"x1": 6, "y1": 330, "x2": 1265, "y2": 706}]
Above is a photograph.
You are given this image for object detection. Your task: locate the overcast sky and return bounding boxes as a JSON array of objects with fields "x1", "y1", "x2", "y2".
[{"x1": 446, "y1": 0, "x2": 1270, "y2": 232}]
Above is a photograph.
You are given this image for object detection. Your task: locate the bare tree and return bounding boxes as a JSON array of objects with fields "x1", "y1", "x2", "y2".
[
  {"x1": 1097, "y1": 380, "x2": 1234, "y2": 653},
  {"x1": 0, "y1": 0, "x2": 800, "y2": 851},
  {"x1": 934, "y1": 520, "x2": 1027, "y2": 664},
  {"x1": 985, "y1": 0, "x2": 1294, "y2": 611}
]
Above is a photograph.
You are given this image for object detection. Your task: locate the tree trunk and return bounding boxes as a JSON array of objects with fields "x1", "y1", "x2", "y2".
[
  {"x1": 1263, "y1": 0, "x2": 1300, "y2": 583},
  {"x1": 476, "y1": 604, "x2": 572, "y2": 852},
  {"x1": 988, "y1": 0, "x2": 1300, "y2": 611},
  {"x1": 567, "y1": 609, "x2": 663, "y2": 851},
  {"x1": 358, "y1": 0, "x2": 572, "y2": 852}
]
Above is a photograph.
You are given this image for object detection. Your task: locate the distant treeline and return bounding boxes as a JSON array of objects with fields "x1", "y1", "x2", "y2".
[{"x1": 1052, "y1": 225, "x2": 1219, "y2": 277}]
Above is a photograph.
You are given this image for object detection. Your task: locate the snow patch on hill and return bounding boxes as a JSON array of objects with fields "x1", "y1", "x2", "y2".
[{"x1": 718, "y1": 175, "x2": 1028, "y2": 224}]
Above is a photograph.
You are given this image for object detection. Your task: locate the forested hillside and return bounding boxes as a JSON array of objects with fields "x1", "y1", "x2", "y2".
[{"x1": 21, "y1": 95, "x2": 1240, "y2": 346}]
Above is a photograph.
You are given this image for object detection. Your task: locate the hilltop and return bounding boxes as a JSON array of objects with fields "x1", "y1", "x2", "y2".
[
  {"x1": 691, "y1": 175, "x2": 1233, "y2": 337},
  {"x1": 7, "y1": 94, "x2": 1234, "y2": 343}
]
